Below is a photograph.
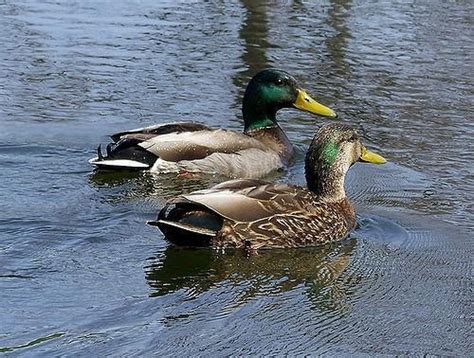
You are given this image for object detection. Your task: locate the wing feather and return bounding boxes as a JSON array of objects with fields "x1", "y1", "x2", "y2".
[
  {"x1": 182, "y1": 180, "x2": 314, "y2": 222},
  {"x1": 110, "y1": 122, "x2": 211, "y2": 142},
  {"x1": 140, "y1": 129, "x2": 269, "y2": 162}
]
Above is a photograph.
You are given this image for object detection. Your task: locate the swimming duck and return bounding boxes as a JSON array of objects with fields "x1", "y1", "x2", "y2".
[
  {"x1": 149, "y1": 123, "x2": 386, "y2": 249},
  {"x1": 89, "y1": 69, "x2": 336, "y2": 178}
]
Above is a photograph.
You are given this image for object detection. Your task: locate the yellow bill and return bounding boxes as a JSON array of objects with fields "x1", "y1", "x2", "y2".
[
  {"x1": 293, "y1": 89, "x2": 337, "y2": 118},
  {"x1": 360, "y1": 146, "x2": 387, "y2": 164}
]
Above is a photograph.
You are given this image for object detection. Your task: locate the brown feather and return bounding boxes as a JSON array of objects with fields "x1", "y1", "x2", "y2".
[{"x1": 154, "y1": 124, "x2": 385, "y2": 248}]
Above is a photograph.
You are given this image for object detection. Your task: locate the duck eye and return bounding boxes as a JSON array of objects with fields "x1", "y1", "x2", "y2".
[{"x1": 275, "y1": 79, "x2": 284, "y2": 86}]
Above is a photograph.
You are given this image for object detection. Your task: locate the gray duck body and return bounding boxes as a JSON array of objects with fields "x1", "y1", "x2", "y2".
[{"x1": 89, "y1": 69, "x2": 336, "y2": 178}]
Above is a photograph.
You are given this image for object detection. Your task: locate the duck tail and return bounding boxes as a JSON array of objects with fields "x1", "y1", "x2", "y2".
[
  {"x1": 96, "y1": 143, "x2": 114, "y2": 161},
  {"x1": 148, "y1": 219, "x2": 217, "y2": 237},
  {"x1": 97, "y1": 144, "x2": 104, "y2": 160},
  {"x1": 149, "y1": 202, "x2": 222, "y2": 246},
  {"x1": 89, "y1": 140, "x2": 153, "y2": 170},
  {"x1": 106, "y1": 143, "x2": 113, "y2": 157}
]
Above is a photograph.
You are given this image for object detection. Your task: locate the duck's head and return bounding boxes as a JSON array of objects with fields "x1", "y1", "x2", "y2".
[
  {"x1": 305, "y1": 123, "x2": 386, "y2": 201},
  {"x1": 243, "y1": 69, "x2": 337, "y2": 132}
]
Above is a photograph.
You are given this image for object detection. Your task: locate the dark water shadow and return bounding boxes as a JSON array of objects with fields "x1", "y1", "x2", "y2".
[
  {"x1": 145, "y1": 239, "x2": 357, "y2": 312},
  {"x1": 88, "y1": 166, "x2": 287, "y2": 206},
  {"x1": 88, "y1": 170, "x2": 142, "y2": 187},
  {"x1": 88, "y1": 170, "x2": 230, "y2": 202}
]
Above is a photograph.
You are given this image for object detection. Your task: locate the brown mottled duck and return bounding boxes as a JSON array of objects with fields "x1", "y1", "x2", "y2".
[
  {"x1": 149, "y1": 123, "x2": 387, "y2": 249},
  {"x1": 89, "y1": 69, "x2": 336, "y2": 178}
]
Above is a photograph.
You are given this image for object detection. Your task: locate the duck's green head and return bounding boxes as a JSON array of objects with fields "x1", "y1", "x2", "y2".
[
  {"x1": 243, "y1": 69, "x2": 337, "y2": 132},
  {"x1": 305, "y1": 123, "x2": 386, "y2": 199}
]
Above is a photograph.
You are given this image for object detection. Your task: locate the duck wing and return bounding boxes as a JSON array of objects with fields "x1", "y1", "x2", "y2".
[
  {"x1": 109, "y1": 122, "x2": 211, "y2": 142},
  {"x1": 180, "y1": 179, "x2": 313, "y2": 222},
  {"x1": 90, "y1": 122, "x2": 213, "y2": 170},
  {"x1": 153, "y1": 179, "x2": 353, "y2": 248},
  {"x1": 152, "y1": 179, "x2": 316, "y2": 244},
  {"x1": 90, "y1": 124, "x2": 274, "y2": 174},
  {"x1": 139, "y1": 129, "x2": 269, "y2": 162}
]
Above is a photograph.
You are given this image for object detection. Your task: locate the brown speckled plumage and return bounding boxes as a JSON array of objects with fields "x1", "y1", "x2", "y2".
[{"x1": 152, "y1": 123, "x2": 386, "y2": 249}]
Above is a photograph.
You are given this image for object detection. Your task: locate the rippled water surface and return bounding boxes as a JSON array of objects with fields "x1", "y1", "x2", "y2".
[{"x1": 1, "y1": 0, "x2": 472, "y2": 355}]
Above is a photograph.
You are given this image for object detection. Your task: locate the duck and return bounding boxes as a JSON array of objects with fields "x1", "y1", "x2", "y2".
[
  {"x1": 148, "y1": 123, "x2": 387, "y2": 249},
  {"x1": 89, "y1": 69, "x2": 337, "y2": 178}
]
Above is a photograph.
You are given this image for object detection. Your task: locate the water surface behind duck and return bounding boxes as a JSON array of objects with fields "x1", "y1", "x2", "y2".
[{"x1": 0, "y1": 0, "x2": 472, "y2": 355}]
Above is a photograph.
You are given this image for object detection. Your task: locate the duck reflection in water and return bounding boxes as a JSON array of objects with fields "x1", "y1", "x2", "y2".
[
  {"x1": 145, "y1": 239, "x2": 356, "y2": 311},
  {"x1": 89, "y1": 170, "x2": 227, "y2": 202}
]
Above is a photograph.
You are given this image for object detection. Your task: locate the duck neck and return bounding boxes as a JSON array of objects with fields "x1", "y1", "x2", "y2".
[
  {"x1": 243, "y1": 105, "x2": 277, "y2": 132},
  {"x1": 305, "y1": 151, "x2": 348, "y2": 202},
  {"x1": 242, "y1": 82, "x2": 280, "y2": 132}
]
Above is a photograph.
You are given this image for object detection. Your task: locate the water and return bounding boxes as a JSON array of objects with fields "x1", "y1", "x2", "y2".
[{"x1": 1, "y1": 0, "x2": 472, "y2": 355}]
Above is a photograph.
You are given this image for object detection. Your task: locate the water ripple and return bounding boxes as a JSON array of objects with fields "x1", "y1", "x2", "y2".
[{"x1": 0, "y1": 0, "x2": 472, "y2": 356}]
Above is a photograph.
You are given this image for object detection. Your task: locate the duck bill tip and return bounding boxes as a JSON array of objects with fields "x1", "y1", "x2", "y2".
[{"x1": 293, "y1": 89, "x2": 337, "y2": 118}]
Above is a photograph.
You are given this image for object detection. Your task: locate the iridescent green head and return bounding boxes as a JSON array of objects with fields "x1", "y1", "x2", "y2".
[
  {"x1": 305, "y1": 123, "x2": 386, "y2": 199},
  {"x1": 242, "y1": 69, "x2": 337, "y2": 132}
]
